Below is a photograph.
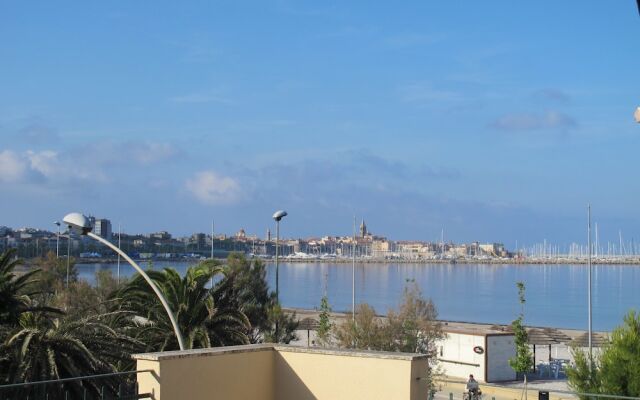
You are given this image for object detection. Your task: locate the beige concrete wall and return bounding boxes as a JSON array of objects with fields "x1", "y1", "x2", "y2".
[
  {"x1": 135, "y1": 345, "x2": 429, "y2": 400},
  {"x1": 275, "y1": 349, "x2": 429, "y2": 400},
  {"x1": 136, "y1": 347, "x2": 274, "y2": 400}
]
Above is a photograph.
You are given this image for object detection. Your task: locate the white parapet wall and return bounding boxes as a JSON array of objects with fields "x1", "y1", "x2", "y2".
[
  {"x1": 436, "y1": 327, "x2": 516, "y2": 383},
  {"x1": 133, "y1": 344, "x2": 430, "y2": 400}
]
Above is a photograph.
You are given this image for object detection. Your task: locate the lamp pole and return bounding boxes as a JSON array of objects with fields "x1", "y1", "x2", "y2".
[
  {"x1": 54, "y1": 221, "x2": 61, "y2": 258},
  {"x1": 587, "y1": 205, "x2": 593, "y2": 369},
  {"x1": 63, "y1": 213, "x2": 186, "y2": 351},
  {"x1": 352, "y1": 215, "x2": 356, "y2": 322},
  {"x1": 117, "y1": 223, "x2": 121, "y2": 284},
  {"x1": 66, "y1": 232, "x2": 71, "y2": 288},
  {"x1": 276, "y1": 219, "x2": 280, "y2": 302},
  {"x1": 272, "y1": 210, "x2": 288, "y2": 341}
]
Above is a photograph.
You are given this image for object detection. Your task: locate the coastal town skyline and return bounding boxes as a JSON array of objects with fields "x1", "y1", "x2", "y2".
[{"x1": 4, "y1": 215, "x2": 640, "y2": 261}]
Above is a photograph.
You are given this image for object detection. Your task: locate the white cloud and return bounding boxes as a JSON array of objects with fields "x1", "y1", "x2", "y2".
[
  {"x1": 185, "y1": 171, "x2": 241, "y2": 205},
  {"x1": 0, "y1": 150, "x2": 27, "y2": 182},
  {"x1": 0, "y1": 149, "x2": 106, "y2": 185},
  {"x1": 26, "y1": 150, "x2": 59, "y2": 178}
]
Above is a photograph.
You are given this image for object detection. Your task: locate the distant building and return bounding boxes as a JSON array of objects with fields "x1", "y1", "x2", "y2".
[
  {"x1": 372, "y1": 239, "x2": 391, "y2": 257},
  {"x1": 191, "y1": 233, "x2": 206, "y2": 250},
  {"x1": 149, "y1": 231, "x2": 172, "y2": 240},
  {"x1": 479, "y1": 243, "x2": 505, "y2": 257},
  {"x1": 94, "y1": 219, "x2": 112, "y2": 240},
  {"x1": 360, "y1": 220, "x2": 368, "y2": 238}
]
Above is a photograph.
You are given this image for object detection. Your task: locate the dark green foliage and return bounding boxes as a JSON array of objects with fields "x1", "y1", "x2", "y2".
[
  {"x1": 0, "y1": 311, "x2": 142, "y2": 398},
  {"x1": 568, "y1": 310, "x2": 640, "y2": 398},
  {"x1": 0, "y1": 249, "x2": 47, "y2": 325},
  {"x1": 224, "y1": 253, "x2": 273, "y2": 342},
  {"x1": 114, "y1": 261, "x2": 250, "y2": 351},
  {"x1": 317, "y1": 295, "x2": 333, "y2": 346},
  {"x1": 262, "y1": 303, "x2": 299, "y2": 344},
  {"x1": 32, "y1": 251, "x2": 79, "y2": 290},
  {"x1": 509, "y1": 281, "x2": 533, "y2": 375},
  {"x1": 221, "y1": 253, "x2": 299, "y2": 344},
  {"x1": 509, "y1": 316, "x2": 533, "y2": 374}
]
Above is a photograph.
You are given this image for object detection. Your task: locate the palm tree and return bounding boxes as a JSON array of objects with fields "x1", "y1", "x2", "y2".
[
  {"x1": 0, "y1": 311, "x2": 142, "y2": 399},
  {"x1": 115, "y1": 261, "x2": 250, "y2": 351},
  {"x1": 0, "y1": 249, "x2": 56, "y2": 326}
]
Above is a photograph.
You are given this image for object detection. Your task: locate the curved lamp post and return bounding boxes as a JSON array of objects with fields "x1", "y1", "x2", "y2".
[{"x1": 62, "y1": 212, "x2": 186, "y2": 351}]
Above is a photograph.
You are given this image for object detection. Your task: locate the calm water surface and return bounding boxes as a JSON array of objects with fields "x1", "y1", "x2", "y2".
[{"x1": 77, "y1": 261, "x2": 640, "y2": 331}]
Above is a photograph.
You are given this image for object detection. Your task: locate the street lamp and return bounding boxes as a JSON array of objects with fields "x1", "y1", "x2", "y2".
[
  {"x1": 272, "y1": 210, "x2": 288, "y2": 304},
  {"x1": 62, "y1": 212, "x2": 186, "y2": 351},
  {"x1": 54, "y1": 221, "x2": 61, "y2": 258}
]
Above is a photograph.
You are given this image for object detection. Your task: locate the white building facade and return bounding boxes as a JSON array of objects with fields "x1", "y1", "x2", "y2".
[{"x1": 437, "y1": 327, "x2": 516, "y2": 383}]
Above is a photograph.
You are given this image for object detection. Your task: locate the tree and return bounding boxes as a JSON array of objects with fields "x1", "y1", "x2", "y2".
[
  {"x1": 316, "y1": 294, "x2": 333, "y2": 347},
  {"x1": 0, "y1": 249, "x2": 57, "y2": 326},
  {"x1": 220, "y1": 253, "x2": 300, "y2": 344},
  {"x1": 568, "y1": 310, "x2": 640, "y2": 398},
  {"x1": 0, "y1": 311, "x2": 142, "y2": 399},
  {"x1": 0, "y1": 249, "x2": 41, "y2": 325},
  {"x1": 335, "y1": 303, "x2": 388, "y2": 350},
  {"x1": 114, "y1": 262, "x2": 250, "y2": 351},
  {"x1": 262, "y1": 303, "x2": 299, "y2": 344},
  {"x1": 335, "y1": 285, "x2": 443, "y2": 392},
  {"x1": 32, "y1": 251, "x2": 78, "y2": 290},
  {"x1": 509, "y1": 281, "x2": 533, "y2": 399},
  {"x1": 223, "y1": 254, "x2": 273, "y2": 343}
]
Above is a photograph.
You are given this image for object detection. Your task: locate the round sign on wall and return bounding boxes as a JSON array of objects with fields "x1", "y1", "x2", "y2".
[{"x1": 473, "y1": 346, "x2": 484, "y2": 354}]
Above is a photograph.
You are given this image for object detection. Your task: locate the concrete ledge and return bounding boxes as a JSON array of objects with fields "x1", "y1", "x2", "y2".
[
  {"x1": 274, "y1": 344, "x2": 430, "y2": 361},
  {"x1": 132, "y1": 343, "x2": 273, "y2": 361},
  {"x1": 133, "y1": 343, "x2": 430, "y2": 362}
]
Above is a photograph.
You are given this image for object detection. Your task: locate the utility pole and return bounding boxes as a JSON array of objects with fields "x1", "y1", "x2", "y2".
[
  {"x1": 352, "y1": 215, "x2": 356, "y2": 322},
  {"x1": 117, "y1": 223, "x2": 121, "y2": 284},
  {"x1": 66, "y1": 232, "x2": 71, "y2": 288},
  {"x1": 587, "y1": 205, "x2": 593, "y2": 370}
]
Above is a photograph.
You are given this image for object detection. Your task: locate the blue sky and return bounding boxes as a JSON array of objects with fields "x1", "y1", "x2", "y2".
[{"x1": 1, "y1": 1, "x2": 639, "y2": 246}]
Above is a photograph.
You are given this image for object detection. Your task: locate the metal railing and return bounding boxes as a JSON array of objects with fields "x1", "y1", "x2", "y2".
[{"x1": 0, "y1": 370, "x2": 153, "y2": 400}]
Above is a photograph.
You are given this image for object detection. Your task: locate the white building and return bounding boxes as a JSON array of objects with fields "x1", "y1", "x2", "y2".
[{"x1": 437, "y1": 326, "x2": 516, "y2": 383}]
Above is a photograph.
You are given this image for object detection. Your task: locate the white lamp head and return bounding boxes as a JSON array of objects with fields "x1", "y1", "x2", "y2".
[
  {"x1": 634, "y1": 107, "x2": 640, "y2": 123},
  {"x1": 63, "y1": 212, "x2": 93, "y2": 235},
  {"x1": 272, "y1": 210, "x2": 288, "y2": 221}
]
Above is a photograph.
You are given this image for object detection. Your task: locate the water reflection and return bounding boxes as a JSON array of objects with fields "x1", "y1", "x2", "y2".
[{"x1": 77, "y1": 261, "x2": 640, "y2": 331}]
